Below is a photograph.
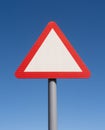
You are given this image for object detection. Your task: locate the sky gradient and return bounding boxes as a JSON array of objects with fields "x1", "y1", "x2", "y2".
[{"x1": 0, "y1": 0, "x2": 105, "y2": 130}]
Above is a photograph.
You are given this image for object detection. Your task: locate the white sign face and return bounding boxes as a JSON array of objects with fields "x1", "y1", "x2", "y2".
[
  {"x1": 15, "y1": 21, "x2": 90, "y2": 78},
  {"x1": 25, "y1": 29, "x2": 82, "y2": 72}
]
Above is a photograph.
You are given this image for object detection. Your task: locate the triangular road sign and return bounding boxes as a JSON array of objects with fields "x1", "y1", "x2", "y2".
[{"x1": 15, "y1": 21, "x2": 90, "y2": 78}]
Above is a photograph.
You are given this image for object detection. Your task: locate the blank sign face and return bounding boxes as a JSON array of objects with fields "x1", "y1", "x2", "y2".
[{"x1": 25, "y1": 29, "x2": 82, "y2": 72}]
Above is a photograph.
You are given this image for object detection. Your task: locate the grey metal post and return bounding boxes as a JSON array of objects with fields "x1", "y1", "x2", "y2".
[{"x1": 48, "y1": 79, "x2": 57, "y2": 130}]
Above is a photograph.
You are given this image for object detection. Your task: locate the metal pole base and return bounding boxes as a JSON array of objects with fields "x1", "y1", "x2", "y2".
[{"x1": 48, "y1": 79, "x2": 57, "y2": 130}]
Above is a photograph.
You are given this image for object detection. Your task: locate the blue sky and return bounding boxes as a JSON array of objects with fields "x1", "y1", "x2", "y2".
[{"x1": 0, "y1": 0, "x2": 105, "y2": 130}]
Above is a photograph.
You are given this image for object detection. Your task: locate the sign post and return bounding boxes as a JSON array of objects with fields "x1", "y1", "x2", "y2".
[
  {"x1": 15, "y1": 21, "x2": 90, "y2": 130},
  {"x1": 48, "y1": 79, "x2": 57, "y2": 130}
]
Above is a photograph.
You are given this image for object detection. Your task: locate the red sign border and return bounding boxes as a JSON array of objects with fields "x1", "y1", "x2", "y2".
[{"x1": 15, "y1": 21, "x2": 91, "y2": 78}]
